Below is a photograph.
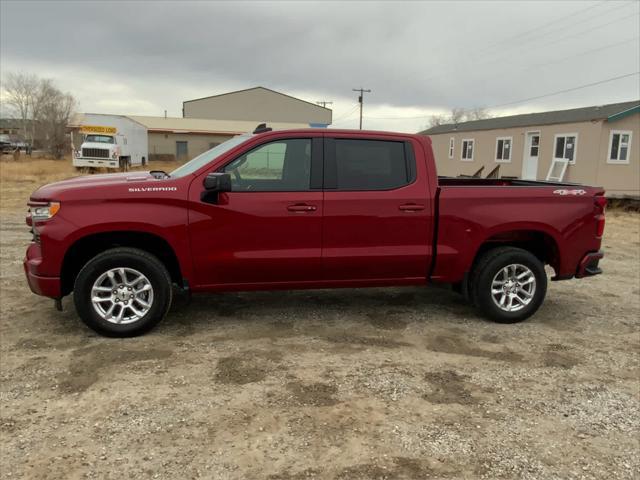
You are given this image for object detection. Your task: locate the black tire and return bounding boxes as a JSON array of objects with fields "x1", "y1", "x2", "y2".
[
  {"x1": 73, "y1": 247, "x2": 172, "y2": 337},
  {"x1": 119, "y1": 157, "x2": 130, "y2": 172},
  {"x1": 470, "y1": 246, "x2": 547, "y2": 324}
]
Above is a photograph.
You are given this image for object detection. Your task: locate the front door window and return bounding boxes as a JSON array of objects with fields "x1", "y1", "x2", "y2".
[{"x1": 222, "y1": 139, "x2": 311, "y2": 191}]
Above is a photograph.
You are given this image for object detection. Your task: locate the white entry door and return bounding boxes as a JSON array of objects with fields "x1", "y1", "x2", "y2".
[{"x1": 522, "y1": 132, "x2": 540, "y2": 180}]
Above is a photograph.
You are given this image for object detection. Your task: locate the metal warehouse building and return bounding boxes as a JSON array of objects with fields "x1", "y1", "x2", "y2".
[
  {"x1": 182, "y1": 86, "x2": 332, "y2": 127},
  {"x1": 128, "y1": 116, "x2": 309, "y2": 162},
  {"x1": 70, "y1": 86, "x2": 332, "y2": 162}
]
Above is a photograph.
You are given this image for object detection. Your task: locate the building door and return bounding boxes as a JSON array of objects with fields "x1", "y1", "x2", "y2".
[
  {"x1": 176, "y1": 141, "x2": 188, "y2": 161},
  {"x1": 522, "y1": 132, "x2": 540, "y2": 180}
]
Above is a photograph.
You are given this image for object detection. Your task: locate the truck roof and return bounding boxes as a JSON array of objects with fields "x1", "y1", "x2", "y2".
[{"x1": 256, "y1": 128, "x2": 423, "y2": 138}]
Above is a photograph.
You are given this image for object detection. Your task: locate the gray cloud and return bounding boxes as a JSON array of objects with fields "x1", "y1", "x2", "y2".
[{"x1": 1, "y1": 0, "x2": 639, "y2": 132}]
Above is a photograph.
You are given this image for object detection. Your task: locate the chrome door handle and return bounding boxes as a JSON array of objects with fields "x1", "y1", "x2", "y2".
[
  {"x1": 399, "y1": 204, "x2": 425, "y2": 212},
  {"x1": 287, "y1": 204, "x2": 317, "y2": 212}
]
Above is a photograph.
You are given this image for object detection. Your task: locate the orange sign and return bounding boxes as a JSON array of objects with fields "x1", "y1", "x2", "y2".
[{"x1": 79, "y1": 125, "x2": 117, "y2": 135}]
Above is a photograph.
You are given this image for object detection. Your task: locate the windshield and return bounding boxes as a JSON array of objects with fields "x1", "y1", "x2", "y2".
[
  {"x1": 170, "y1": 134, "x2": 253, "y2": 178},
  {"x1": 85, "y1": 135, "x2": 114, "y2": 144}
]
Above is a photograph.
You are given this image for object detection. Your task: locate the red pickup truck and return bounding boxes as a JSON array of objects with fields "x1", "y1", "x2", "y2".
[{"x1": 24, "y1": 126, "x2": 606, "y2": 336}]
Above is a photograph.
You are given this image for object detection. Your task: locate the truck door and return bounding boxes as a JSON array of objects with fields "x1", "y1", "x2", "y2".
[
  {"x1": 188, "y1": 136, "x2": 324, "y2": 287},
  {"x1": 322, "y1": 136, "x2": 433, "y2": 281}
]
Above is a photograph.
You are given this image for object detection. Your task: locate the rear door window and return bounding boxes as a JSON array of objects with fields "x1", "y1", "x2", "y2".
[{"x1": 328, "y1": 139, "x2": 414, "y2": 190}]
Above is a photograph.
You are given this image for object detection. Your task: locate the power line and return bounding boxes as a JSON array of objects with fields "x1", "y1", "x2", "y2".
[
  {"x1": 332, "y1": 104, "x2": 360, "y2": 123},
  {"x1": 487, "y1": 71, "x2": 640, "y2": 109},
  {"x1": 316, "y1": 101, "x2": 333, "y2": 108},
  {"x1": 472, "y1": 0, "x2": 609, "y2": 55},
  {"x1": 523, "y1": 36, "x2": 639, "y2": 73},
  {"x1": 365, "y1": 72, "x2": 640, "y2": 121},
  {"x1": 475, "y1": 7, "x2": 639, "y2": 73},
  {"x1": 413, "y1": 3, "x2": 638, "y2": 88},
  {"x1": 478, "y1": 1, "x2": 632, "y2": 56},
  {"x1": 352, "y1": 88, "x2": 372, "y2": 129},
  {"x1": 537, "y1": 10, "x2": 640, "y2": 49}
]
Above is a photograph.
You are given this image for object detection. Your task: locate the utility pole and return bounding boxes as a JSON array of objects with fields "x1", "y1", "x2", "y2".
[
  {"x1": 316, "y1": 101, "x2": 333, "y2": 108},
  {"x1": 352, "y1": 88, "x2": 371, "y2": 129}
]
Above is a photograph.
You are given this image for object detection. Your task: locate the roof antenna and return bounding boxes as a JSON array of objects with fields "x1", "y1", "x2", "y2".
[{"x1": 253, "y1": 123, "x2": 272, "y2": 134}]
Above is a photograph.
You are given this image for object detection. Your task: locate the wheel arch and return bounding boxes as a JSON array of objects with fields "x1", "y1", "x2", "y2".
[
  {"x1": 471, "y1": 228, "x2": 561, "y2": 276},
  {"x1": 60, "y1": 230, "x2": 184, "y2": 296}
]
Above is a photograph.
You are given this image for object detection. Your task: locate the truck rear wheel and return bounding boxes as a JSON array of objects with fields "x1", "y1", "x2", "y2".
[
  {"x1": 470, "y1": 246, "x2": 547, "y2": 323},
  {"x1": 73, "y1": 247, "x2": 172, "y2": 337},
  {"x1": 119, "y1": 157, "x2": 130, "y2": 172}
]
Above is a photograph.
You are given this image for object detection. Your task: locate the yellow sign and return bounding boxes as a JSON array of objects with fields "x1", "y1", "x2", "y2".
[{"x1": 79, "y1": 125, "x2": 117, "y2": 135}]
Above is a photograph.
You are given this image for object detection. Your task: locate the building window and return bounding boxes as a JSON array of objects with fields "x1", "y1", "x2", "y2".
[
  {"x1": 448, "y1": 137, "x2": 454, "y2": 159},
  {"x1": 608, "y1": 130, "x2": 632, "y2": 164},
  {"x1": 529, "y1": 134, "x2": 540, "y2": 157},
  {"x1": 461, "y1": 139, "x2": 474, "y2": 161},
  {"x1": 209, "y1": 142, "x2": 220, "y2": 149},
  {"x1": 553, "y1": 133, "x2": 578, "y2": 164},
  {"x1": 495, "y1": 137, "x2": 512, "y2": 163}
]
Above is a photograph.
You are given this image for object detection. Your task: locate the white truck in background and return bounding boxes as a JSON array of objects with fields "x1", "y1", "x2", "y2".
[{"x1": 72, "y1": 114, "x2": 148, "y2": 171}]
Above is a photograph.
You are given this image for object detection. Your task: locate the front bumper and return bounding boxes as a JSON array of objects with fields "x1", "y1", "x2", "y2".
[
  {"x1": 575, "y1": 250, "x2": 604, "y2": 278},
  {"x1": 24, "y1": 244, "x2": 61, "y2": 298},
  {"x1": 73, "y1": 157, "x2": 118, "y2": 168}
]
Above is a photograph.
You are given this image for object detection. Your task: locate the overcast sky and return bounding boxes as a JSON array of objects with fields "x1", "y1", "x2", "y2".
[{"x1": 1, "y1": 0, "x2": 639, "y2": 132}]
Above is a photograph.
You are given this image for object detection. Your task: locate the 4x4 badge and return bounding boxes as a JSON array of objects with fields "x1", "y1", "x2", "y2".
[{"x1": 553, "y1": 189, "x2": 586, "y2": 196}]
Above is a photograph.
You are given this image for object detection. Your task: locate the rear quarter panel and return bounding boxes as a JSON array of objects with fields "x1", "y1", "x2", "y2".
[{"x1": 433, "y1": 186, "x2": 603, "y2": 282}]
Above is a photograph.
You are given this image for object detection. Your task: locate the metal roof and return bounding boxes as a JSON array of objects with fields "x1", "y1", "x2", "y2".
[
  {"x1": 70, "y1": 113, "x2": 309, "y2": 135},
  {"x1": 419, "y1": 100, "x2": 640, "y2": 135},
  {"x1": 127, "y1": 115, "x2": 309, "y2": 134},
  {"x1": 182, "y1": 86, "x2": 332, "y2": 113}
]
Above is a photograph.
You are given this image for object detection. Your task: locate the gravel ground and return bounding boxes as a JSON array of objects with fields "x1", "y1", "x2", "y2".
[{"x1": 1, "y1": 165, "x2": 639, "y2": 479}]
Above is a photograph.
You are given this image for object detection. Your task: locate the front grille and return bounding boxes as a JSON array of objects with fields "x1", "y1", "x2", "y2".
[{"x1": 82, "y1": 148, "x2": 110, "y2": 158}]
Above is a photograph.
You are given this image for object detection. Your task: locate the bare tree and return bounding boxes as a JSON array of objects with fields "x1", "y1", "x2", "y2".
[
  {"x1": 1, "y1": 72, "x2": 76, "y2": 157},
  {"x1": 425, "y1": 107, "x2": 492, "y2": 130},
  {"x1": 466, "y1": 107, "x2": 490, "y2": 121},
  {"x1": 428, "y1": 114, "x2": 447, "y2": 127},
  {"x1": 450, "y1": 108, "x2": 466, "y2": 125},
  {"x1": 39, "y1": 87, "x2": 76, "y2": 158},
  {"x1": 2, "y1": 72, "x2": 38, "y2": 143}
]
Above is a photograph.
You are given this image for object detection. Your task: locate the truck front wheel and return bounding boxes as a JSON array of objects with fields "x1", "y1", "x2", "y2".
[
  {"x1": 471, "y1": 247, "x2": 547, "y2": 323},
  {"x1": 73, "y1": 247, "x2": 172, "y2": 337}
]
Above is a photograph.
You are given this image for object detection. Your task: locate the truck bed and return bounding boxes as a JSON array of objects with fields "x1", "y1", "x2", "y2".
[
  {"x1": 431, "y1": 178, "x2": 605, "y2": 284},
  {"x1": 437, "y1": 176, "x2": 581, "y2": 188}
]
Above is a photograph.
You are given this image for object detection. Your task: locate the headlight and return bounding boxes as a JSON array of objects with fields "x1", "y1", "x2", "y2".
[{"x1": 29, "y1": 201, "x2": 61, "y2": 221}]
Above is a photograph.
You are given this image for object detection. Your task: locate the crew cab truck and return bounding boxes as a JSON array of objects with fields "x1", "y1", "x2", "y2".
[
  {"x1": 72, "y1": 115, "x2": 148, "y2": 171},
  {"x1": 25, "y1": 126, "x2": 606, "y2": 337}
]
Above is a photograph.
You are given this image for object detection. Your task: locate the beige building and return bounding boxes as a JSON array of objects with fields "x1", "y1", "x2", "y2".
[
  {"x1": 128, "y1": 116, "x2": 308, "y2": 161},
  {"x1": 183, "y1": 86, "x2": 332, "y2": 126},
  {"x1": 421, "y1": 101, "x2": 640, "y2": 198},
  {"x1": 70, "y1": 86, "x2": 330, "y2": 162}
]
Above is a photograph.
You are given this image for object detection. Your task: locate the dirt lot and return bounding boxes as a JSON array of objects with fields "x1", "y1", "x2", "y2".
[{"x1": 1, "y1": 158, "x2": 639, "y2": 479}]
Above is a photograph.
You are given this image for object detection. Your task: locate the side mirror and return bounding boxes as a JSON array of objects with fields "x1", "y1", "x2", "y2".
[
  {"x1": 203, "y1": 172, "x2": 232, "y2": 192},
  {"x1": 201, "y1": 172, "x2": 232, "y2": 204}
]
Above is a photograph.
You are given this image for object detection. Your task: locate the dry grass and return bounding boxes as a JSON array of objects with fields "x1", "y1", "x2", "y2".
[
  {"x1": 0, "y1": 155, "x2": 181, "y2": 212},
  {"x1": 0, "y1": 154, "x2": 638, "y2": 479}
]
